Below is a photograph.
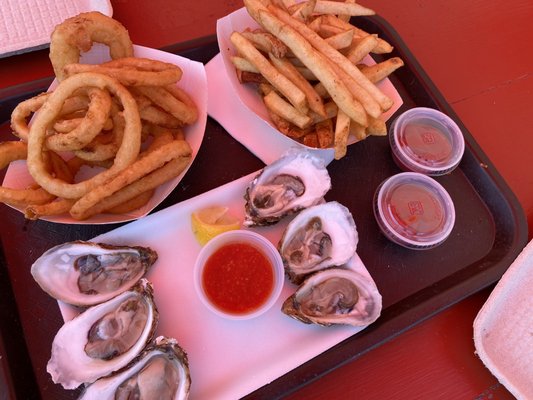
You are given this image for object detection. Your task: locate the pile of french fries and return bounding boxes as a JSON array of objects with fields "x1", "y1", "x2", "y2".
[{"x1": 230, "y1": 0, "x2": 404, "y2": 159}]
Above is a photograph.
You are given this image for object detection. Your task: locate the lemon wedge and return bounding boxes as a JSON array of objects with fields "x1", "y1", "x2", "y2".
[{"x1": 191, "y1": 206, "x2": 241, "y2": 245}]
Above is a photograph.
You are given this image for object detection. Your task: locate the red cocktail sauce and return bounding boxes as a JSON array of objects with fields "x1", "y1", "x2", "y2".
[
  {"x1": 387, "y1": 182, "x2": 445, "y2": 236},
  {"x1": 202, "y1": 242, "x2": 274, "y2": 315},
  {"x1": 402, "y1": 120, "x2": 453, "y2": 164}
]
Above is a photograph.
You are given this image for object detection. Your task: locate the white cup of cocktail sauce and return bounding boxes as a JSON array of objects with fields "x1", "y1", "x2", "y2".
[
  {"x1": 373, "y1": 172, "x2": 455, "y2": 250},
  {"x1": 389, "y1": 107, "x2": 465, "y2": 176},
  {"x1": 193, "y1": 230, "x2": 284, "y2": 320}
]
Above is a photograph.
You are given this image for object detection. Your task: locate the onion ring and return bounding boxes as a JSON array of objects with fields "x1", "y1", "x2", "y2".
[
  {"x1": 69, "y1": 139, "x2": 192, "y2": 220},
  {"x1": 73, "y1": 105, "x2": 125, "y2": 162},
  {"x1": 11, "y1": 93, "x2": 50, "y2": 141},
  {"x1": 49, "y1": 12, "x2": 133, "y2": 81},
  {"x1": 53, "y1": 115, "x2": 113, "y2": 134},
  {"x1": 0, "y1": 142, "x2": 72, "y2": 207},
  {"x1": 63, "y1": 58, "x2": 183, "y2": 87},
  {"x1": 105, "y1": 189, "x2": 155, "y2": 214},
  {"x1": 45, "y1": 87, "x2": 112, "y2": 152},
  {"x1": 131, "y1": 89, "x2": 183, "y2": 128},
  {"x1": 24, "y1": 198, "x2": 77, "y2": 220},
  {"x1": 11, "y1": 92, "x2": 93, "y2": 141},
  {"x1": 135, "y1": 86, "x2": 198, "y2": 125},
  {"x1": 27, "y1": 72, "x2": 142, "y2": 199}
]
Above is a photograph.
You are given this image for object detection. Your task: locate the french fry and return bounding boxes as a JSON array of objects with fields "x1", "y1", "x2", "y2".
[
  {"x1": 237, "y1": 70, "x2": 268, "y2": 84},
  {"x1": 324, "y1": 29, "x2": 354, "y2": 50},
  {"x1": 313, "y1": 82, "x2": 329, "y2": 99},
  {"x1": 345, "y1": 34, "x2": 378, "y2": 64},
  {"x1": 268, "y1": 110, "x2": 310, "y2": 139},
  {"x1": 303, "y1": 132, "x2": 319, "y2": 148},
  {"x1": 325, "y1": 56, "x2": 380, "y2": 119},
  {"x1": 268, "y1": 5, "x2": 394, "y2": 112},
  {"x1": 366, "y1": 116, "x2": 387, "y2": 136},
  {"x1": 310, "y1": 101, "x2": 338, "y2": 124},
  {"x1": 269, "y1": 53, "x2": 326, "y2": 117},
  {"x1": 263, "y1": 91, "x2": 312, "y2": 129},
  {"x1": 314, "y1": 1, "x2": 375, "y2": 16},
  {"x1": 307, "y1": 15, "x2": 323, "y2": 32},
  {"x1": 280, "y1": 0, "x2": 296, "y2": 7},
  {"x1": 315, "y1": 118, "x2": 334, "y2": 148},
  {"x1": 338, "y1": 0, "x2": 356, "y2": 22},
  {"x1": 230, "y1": 56, "x2": 259, "y2": 73},
  {"x1": 334, "y1": 108, "x2": 351, "y2": 159},
  {"x1": 317, "y1": 23, "x2": 347, "y2": 38},
  {"x1": 322, "y1": 14, "x2": 393, "y2": 54},
  {"x1": 230, "y1": 31, "x2": 308, "y2": 113},
  {"x1": 289, "y1": 0, "x2": 316, "y2": 22},
  {"x1": 349, "y1": 121, "x2": 367, "y2": 141},
  {"x1": 295, "y1": 65, "x2": 317, "y2": 81},
  {"x1": 244, "y1": 0, "x2": 367, "y2": 125},
  {"x1": 359, "y1": 57, "x2": 405, "y2": 83},
  {"x1": 241, "y1": 29, "x2": 289, "y2": 58}
]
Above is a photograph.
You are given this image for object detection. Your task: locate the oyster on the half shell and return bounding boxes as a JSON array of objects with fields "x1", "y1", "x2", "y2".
[
  {"x1": 244, "y1": 150, "x2": 331, "y2": 226},
  {"x1": 279, "y1": 201, "x2": 358, "y2": 284},
  {"x1": 79, "y1": 336, "x2": 191, "y2": 400},
  {"x1": 47, "y1": 279, "x2": 158, "y2": 389},
  {"x1": 282, "y1": 267, "x2": 382, "y2": 326},
  {"x1": 31, "y1": 241, "x2": 158, "y2": 307}
]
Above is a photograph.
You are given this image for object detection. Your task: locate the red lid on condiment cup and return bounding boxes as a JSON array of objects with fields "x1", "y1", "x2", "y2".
[
  {"x1": 373, "y1": 172, "x2": 455, "y2": 250},
  {"x1": 193, "y1": 230, "x2": 284, "y2": 320},
  {"x1": 389, "y1": 107, "x2": 465, "y2": 176}
]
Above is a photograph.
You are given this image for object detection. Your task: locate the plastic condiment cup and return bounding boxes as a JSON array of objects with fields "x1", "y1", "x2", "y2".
[
  {"x1": 193, "y1": 230, "x2": 284, "y2": 320},
  {"x1": 373, "y1": 172, "x2": 455, "y2": 250},
  {"x1": 389, "y1": 107, "x2": 465, "y2": 176}
]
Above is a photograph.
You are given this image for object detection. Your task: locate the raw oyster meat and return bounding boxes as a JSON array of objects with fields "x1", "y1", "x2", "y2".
[
  {"x1": 282, "y1": 267, "x2": 382, "y2": 326},
  {"x1": 31, "y1": 241, "x2": 158, "y2": 306},
  {"x1": 47, "y1": 279, "x2": 158, "y2": 389},
  {"x1": 279, "y1": 201, "x2": 358, "y2": 284},
  {"x1": 244, "y1": 150, "x2": 331, "y2": 226},
  {"x1": 80, "y1": 336, "x2": 191, "y2": 400}
]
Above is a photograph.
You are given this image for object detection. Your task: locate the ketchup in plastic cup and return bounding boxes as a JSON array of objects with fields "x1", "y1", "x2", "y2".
[
  {"x1": 193, "y1": 230, "x2": 284, "y2": 320},
  {"x1": 373, "y1": 172, "x2": 455, "y2": 250},
  {"x1": 389, "y1": 107, "x2": 465, "y2": 176}
]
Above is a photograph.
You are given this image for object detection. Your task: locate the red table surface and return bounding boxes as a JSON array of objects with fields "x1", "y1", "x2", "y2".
[{"x1": 0, "y1": 1, "x2": 532, "y2": 399}]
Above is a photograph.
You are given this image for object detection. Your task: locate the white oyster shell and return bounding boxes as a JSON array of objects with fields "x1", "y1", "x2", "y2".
[
  {"x1": 47, "y1": 279, "x2": 158, "y2": 389},
  {"x1": 279, "y1": 201, "x2": 358, "y2": 284},
  {"x1": 244, "y1": 150, "x2": 331, "y2": 226},
  {"x1": 31, "y1": 241, "x2": 158, "y2": 307},
  {"x1": 80, "y1": 336, "x2": 191, "y2": 400},
  {"x1": 282, "y1": 267, "x2": 382, "y2": 326}
]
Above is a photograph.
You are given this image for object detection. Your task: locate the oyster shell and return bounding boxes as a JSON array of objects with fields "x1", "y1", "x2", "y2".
[
  {"x1": 282, "y1": 267, "x2": 382, "y2": 326},
  {"x1": 31, "y1": 241, "x2": 158, "y2": 306},
  {"x1": 279, "y1": 201, "x2": 358, "y2": 284},
  {"x1": 80, "y1": 336, "x2": 191, "y2": 400},
  {"x1": 244, "y1": 150, "x2": 331, "y2": 226},
  {"x1": 47, "y1": 279, "x2": 158, "y2": 389}
]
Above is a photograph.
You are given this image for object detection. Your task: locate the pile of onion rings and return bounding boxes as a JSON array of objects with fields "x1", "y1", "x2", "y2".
[{"x1": 1, "y1": 11, "x2": 198, "y2": 221}]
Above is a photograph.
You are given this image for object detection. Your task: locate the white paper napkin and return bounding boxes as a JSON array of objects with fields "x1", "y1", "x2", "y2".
[{"x1": 0, "y1": 0, "x2": 112, "y2": 58}]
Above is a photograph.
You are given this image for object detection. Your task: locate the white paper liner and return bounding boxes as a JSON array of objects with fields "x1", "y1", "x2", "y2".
[
  {"x1": 0, "y1": 0, "x2": 112, "y2": 58},
  {"x1": 209, "y1": 7, "x2": 403, "y2": 166},
  {"x1": 473, "y1": 238, "x2": 533, "y2": 400},
  {"x1": 57, "y1": 170, "x2": 382, "y2": 400},
  {"x1": 2, "y1": 44, "x2": 207, "y2": 224}
]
